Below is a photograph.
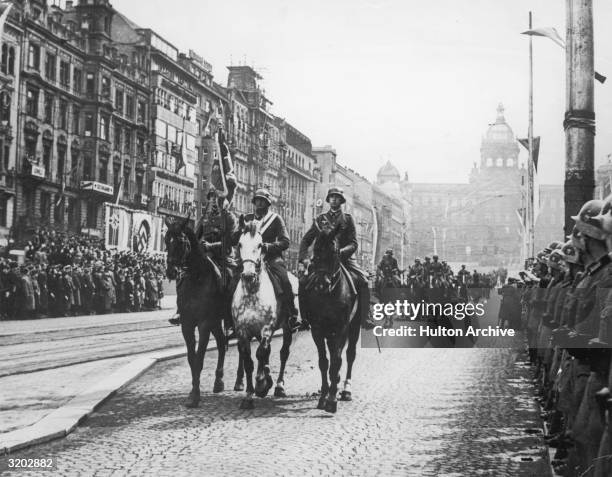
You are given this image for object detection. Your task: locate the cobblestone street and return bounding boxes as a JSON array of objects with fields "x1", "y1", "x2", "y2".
[{"x1": 1, "y1": 299, "x2": 550, "y2": 476}]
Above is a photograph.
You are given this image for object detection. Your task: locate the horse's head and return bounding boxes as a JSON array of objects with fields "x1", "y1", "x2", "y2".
[
  {"x1": 237, "y1": 215, "x2": 263, "y2": 292},
  {"x1": 164, "y1": 215, "x2": 191, "y2": 280},
  {"x1": 313, "y1": 218, "x2": 341, "y2": 266}
]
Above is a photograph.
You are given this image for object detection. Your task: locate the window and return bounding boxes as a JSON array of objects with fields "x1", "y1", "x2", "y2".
[
  {"x1": 57, "y1": 146, "x2": 66, "y2": 183},
  {"x1": 115, "y1": 89, "x2": 123, "y2": 114},
  {"x1": 124, "y1": 130, "x2": 131, "y2": 153},
  {"x1": 155, "y1": 119, "x2": 166, "y2": 137},
  {"x1": 84, "y1": 114, "x2": 94, "y2": 137},
  {"x1": 43, "y1": 143, "x2": 52, "y2": 178},
  {"x1": 73, "y1": 68, "x2": 82, "y2": 94},
  {"x1": 101, "y1": 76, "x2": 110, "y2": 97},
  {"x1": 45, "y1": 53, "x2": 56, "y2": 82},
  {"x1": 114, "y1": 124, "x2": 122, "y2": 151},
  {"x1": 58, "y1": 100, "x2": 68, "y2": 130},
  {"x1": 137, "y1": 100, "x2": 146, "y2": 123},
  {"x1": 40, "y1": 191, "x2": 50, "y2": 220},
  {"x1": 85, "y1": 72, "x2": 95, "y2": 95},
  {"x1": 59, "y1": 61, "x2": 70, "y2": 88},
  {"x1": 0, "y1": 196, "x2": 6, "y2": 227},
  {"x1": 83, "y1": 154, "x2": 93, "y2": 180},
  {"x1": 100, "y1": 114, "x2": 109, "y2": 140},
  {"x1": 137, "y1": 135, "x2": 145, "y2": 156},
  {"x1": 72, "y1": 105, "x2": 80, "y2": 133},
  {"x1": 99, "y1": 158, "x2": 108, "y2": 183},
  {"x1": 44, "y1": 93, "x2": 54, "y2": 123},
  {"x1": 125, "y1": 95, "x2": 134, "y2": 118},
  {"x1": 28, "y1": 44, "x2": 40, "y2": 70},
  {"x1": 0, "y1": 91, "x2": 9, "y2": 124},
  {"x1": 186, "y1": 134, "x2": 195, "y2": 151},
  {"x1": 26, "y1": 87, "x2": 39, "y2": 117},
  {"x1": 86, "y1": 201, "x2": 97, "y2": 228}
]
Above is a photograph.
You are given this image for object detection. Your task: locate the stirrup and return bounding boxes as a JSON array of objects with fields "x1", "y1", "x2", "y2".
[{"x1": 168, "y1": 314, "x2": 181, "y2": 326}]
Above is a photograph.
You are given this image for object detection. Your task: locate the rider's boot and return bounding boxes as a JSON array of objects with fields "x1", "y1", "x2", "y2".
[
  {"x1": 359, "y1": 283, "x2": 376, "y2": 330},
  {"x1": 168, "y1": 310, "x2": 181, "y2": 326}
]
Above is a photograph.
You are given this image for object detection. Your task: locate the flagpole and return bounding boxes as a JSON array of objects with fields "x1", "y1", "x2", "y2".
[{"x1": 528, "y1": 11, "x2": 535, "y2": 261}]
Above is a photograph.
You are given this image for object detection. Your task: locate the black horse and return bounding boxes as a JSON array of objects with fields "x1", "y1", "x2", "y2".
[
  {"x1": 299, "y1": 221, "x2": 361, "y2": 414},
  {"x1": 164, "y1": 216, "x2": 226, "y2": 408}
]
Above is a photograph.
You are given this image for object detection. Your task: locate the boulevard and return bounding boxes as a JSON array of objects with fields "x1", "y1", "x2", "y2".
[{"x1": 1, "y1": 294, "x2": 551, "y2": 476}]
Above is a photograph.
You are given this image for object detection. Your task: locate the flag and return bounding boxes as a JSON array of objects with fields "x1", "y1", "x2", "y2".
[
  {"x1": 55, "y1": 173, "x2": 65, "y2": 207},
  {"x1": 522, "y1": 26, "x2": 606, "y2": 84},
  {"x1": 0, "y1": 3, "x2": 13, "y2": 42},
  {"x1": 517, "y1": 136, "x2": 541, "y2": 172},
  {"x1": 515, "y1": 208, "x2": 525, "y2": 230},
  {"x1": 115, "y1": 159, "x2": 125, "y2": 205}
]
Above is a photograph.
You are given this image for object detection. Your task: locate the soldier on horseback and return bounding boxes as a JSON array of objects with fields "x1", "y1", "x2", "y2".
[
  {"x1": 237, "y1": 188, "x2": 301, "y2": 330},
  {"x1": 299, "y1": 187, "x2": 374, "y2": 328}
]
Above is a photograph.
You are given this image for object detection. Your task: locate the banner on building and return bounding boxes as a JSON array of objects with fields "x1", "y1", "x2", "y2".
[{"x1": 104, "y1": 203, "x2": 166, "y2": 254}]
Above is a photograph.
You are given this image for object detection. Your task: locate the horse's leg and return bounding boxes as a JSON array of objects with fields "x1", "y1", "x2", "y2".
[
  {"x1": 254, "y1": 333, "x2": 273, "y2": 398},
  {"x1": 340, "y1": 314, "x2": 361, "y2": 402},
  {"x1": 234, "y1": 354, "x2": 245, "y2": 391},
  {"x1": 325, "y1": 335, "x2": 343, "y2": 414},
  {"x1": 188, "y1": 322, "x2": 211, "y2": 407},
  {"x1": 211, "y1": 323, "x2": 225, "y2": 393},
  {"x1": 274, "y1": 323, "x2": 292, "y2": 398},
  {"x1": 181, "y1": 321, "x2": 200, "y2": 408},
  {"x1": 313, "y1": 330, "x2": 329, "y2": 410},
  {"x1": 238, "y1": 338, "x2": 255, "y2": 409}
]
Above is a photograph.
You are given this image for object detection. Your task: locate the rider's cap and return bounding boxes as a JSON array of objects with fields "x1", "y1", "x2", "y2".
[
  {"x1": 252, "y1": 188, "x2": 272, "y2": 206},
  {"x1": 561, "y1": 240, "x2": 581, "y2": 264},
  {"x1": 385, "y1": 248, "x2": 393, "y2": 255},
  {"x1": 325, "y1": 187, "x2": 346, "y2": 204}
]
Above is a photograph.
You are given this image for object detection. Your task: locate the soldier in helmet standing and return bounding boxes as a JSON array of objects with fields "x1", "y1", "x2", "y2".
[{"x1": 299, "y1": 187, "x2": 374, "y2": 328}]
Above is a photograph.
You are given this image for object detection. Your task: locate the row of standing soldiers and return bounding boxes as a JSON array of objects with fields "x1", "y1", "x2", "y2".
[
  {"x1": 521, "y1": 197, "x2": 612, "y2": 476},
  {"x1": 0, "y1": 262, "x2": 164, "y2": 319}
]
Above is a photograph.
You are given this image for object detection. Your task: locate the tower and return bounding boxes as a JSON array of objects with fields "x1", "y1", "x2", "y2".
[{"x1": 74, "y1": 0, "x2": 115, "y2": 56}]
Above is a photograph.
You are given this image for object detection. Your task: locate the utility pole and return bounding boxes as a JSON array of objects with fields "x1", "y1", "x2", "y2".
[{"x1": 564, "y1": 0, "x2": 595, "y2": 234}]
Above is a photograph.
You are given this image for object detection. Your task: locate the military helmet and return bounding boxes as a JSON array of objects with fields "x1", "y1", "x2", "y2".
[
  {"x1": 325, "y1": 187, "x2": 346, "y2": 204},
  {"x1": 385, "y1": 248, "x2": 393, "y2": 255},
  {"x1": 252, "y1": 188, "x2": 272, "y2": 206},
  {"x1": 432, "y1": 254, "x2": 438, "y2": 260},
  {"x1": 569, "y1": 226, "x2": 586, "y2": 251},
  {"x1": 595, "y1": 193, "x2": 612, "y2": 235},
  {"x1": 547, "y1": 250, "x2": 565, "y2": 270},
  {"x1": 561, "y1": 240, "x2": 581, "y2": 265},
  {"x1": 414, "y1": 257, "x2": 421, "y2": 262},
  {"x1": 571, "y1": 199, "x2": 607, "y2": 240}
]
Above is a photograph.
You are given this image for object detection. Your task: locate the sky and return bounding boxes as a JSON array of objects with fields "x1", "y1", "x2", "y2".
[{"x1": 104, "y1": 0, "x2": 612, "y2": 185}]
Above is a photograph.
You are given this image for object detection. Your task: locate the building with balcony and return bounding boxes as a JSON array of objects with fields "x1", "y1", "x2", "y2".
[{"x1": 0, "y1": 4, "x2": 20, "y2": 245}]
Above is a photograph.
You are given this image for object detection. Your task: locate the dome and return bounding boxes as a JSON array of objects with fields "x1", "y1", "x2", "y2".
[
  {"x1": 377, "y1": 160, "x2": 400, "y2": 184},
  {"x1": 484, "y1": 103, "x2": 515, "y2": 143}
]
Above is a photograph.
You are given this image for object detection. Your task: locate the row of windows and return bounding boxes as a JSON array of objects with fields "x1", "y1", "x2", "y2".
[
  {"x1": 154, "y1": 88, "x2": 196, "y2": 123},
  {"x1": 485, "y1": 157, "x2": 515, "y2": 167},
  {"x1": 152, "y1": 181, "x2": 193, "y2": 205},
  {"x1": 154, "y1": 119, "x2": 196, "y2": 151}
]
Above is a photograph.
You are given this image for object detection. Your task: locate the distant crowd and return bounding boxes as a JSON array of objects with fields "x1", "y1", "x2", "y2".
[{"x1": 0, "y1": 229, "x2": 166, "y2": 320}]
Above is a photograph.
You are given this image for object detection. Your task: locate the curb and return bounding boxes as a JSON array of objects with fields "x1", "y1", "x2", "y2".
[{"x1": 0, "y1": 329, "x2": 285, "y2": 455}]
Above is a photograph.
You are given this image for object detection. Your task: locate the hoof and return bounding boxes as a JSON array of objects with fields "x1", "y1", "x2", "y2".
[
  {"x1": 213, "y1": 379, "x2": 224, "y2": 393},
  {"x1": 274, "y1": 386, "x2": 287, "y2": 398},
  {"x1": 265, "y1": 375, "x2": 274, "y2": 393},
  {"x1": 340, "y1": 391, "x2": 352, "y2": 401},
  {"x1": 324, "y1": 400, "x2": 338, "y2": 414},
  {"x1": 234, "y1": 381, "x2": 245, "y2": 392},
  {"x1": 185, "y1": 389, "x2": 200, "y2": 408},
  {"x1": 240, "y1": 398, "x2": 254, "y2": 410},
  {"x1": 317, "y1": 396, "x2": 327, "y2": 410}
]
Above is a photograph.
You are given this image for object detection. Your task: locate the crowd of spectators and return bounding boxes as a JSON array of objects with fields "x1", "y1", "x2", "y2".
[{"x1": 0, "y1": 229, "x2": 166, "y2": 320}]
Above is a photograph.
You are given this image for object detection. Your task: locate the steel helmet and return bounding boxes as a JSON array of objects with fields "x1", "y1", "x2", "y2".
[
  {"x1": 572, "y1": 199, "x2": 607, "y2": 240},
  {"x1": 595, "y1": 193, "x2": 612, "y2": 235},
  {"x1": 252, "y1": 188, "x2": 272, "y2": 206},
  {"x1": 432, "y1": 254, "x2": 438, "y2": 260},
  {"x1": 547, "y1": 249, "x2": 565, "y2": 270},
  {"x1": 561, "y1": 240, "x2": 581, "y2": 265},
  {"x1": 325, "y1": 187, "x2": 346, "y2": 204},
  {"x1": 569, "y1": 226, "x2": 586, "y2": 251}
]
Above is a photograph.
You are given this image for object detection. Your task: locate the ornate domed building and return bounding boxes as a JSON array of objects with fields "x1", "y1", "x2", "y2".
[{"x1": 405, "y1": 104, "x2": 527, "y2": 266}]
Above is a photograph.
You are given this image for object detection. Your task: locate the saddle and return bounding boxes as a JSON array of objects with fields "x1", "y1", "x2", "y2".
[{"x1": 302, "y1": 263, "x2": 356, "y2": 296}]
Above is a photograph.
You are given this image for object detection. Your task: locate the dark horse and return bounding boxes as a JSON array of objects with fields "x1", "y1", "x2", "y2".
[
  {"x1": 299, "y1": 221, "x2": 361, "y2": 414},
  {"x1": 164, "y1": 216, "x2": 226, "y2": 408}
]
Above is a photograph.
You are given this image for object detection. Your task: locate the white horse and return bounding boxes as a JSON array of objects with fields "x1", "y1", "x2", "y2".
[{"x1": 232, "y1": 217, "x2": 295, "y2": 409}]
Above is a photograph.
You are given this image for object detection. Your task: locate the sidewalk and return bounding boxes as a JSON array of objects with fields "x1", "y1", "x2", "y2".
[{"x1": 0, "y1": 295, "x2": 176, "y2": 335}]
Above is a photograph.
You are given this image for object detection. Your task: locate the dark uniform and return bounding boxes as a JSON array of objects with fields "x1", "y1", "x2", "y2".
[{"x1": 299, "y1": 188, "x2": 370, "y2": 326}]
